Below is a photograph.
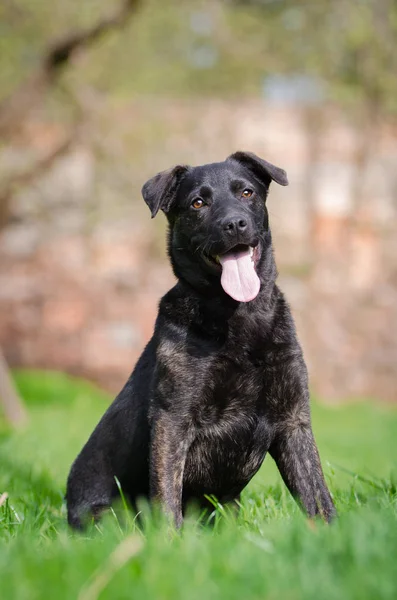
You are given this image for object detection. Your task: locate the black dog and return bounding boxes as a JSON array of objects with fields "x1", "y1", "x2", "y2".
[{"x1": 66, "y1": 151, "x2": 336, "y2": 529}]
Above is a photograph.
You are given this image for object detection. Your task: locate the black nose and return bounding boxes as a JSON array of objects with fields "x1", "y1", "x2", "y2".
[{"x1": 222, "y1": 218, "x2": 247, "y2": 233}]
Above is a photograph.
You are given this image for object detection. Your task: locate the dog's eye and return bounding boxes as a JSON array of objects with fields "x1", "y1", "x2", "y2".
[
  {"x1": 192, "y1": 198, "x2": 204, "y2": 209},
  {"x1": 241, "y1": 189, "x2": 253, "y2": 198}
]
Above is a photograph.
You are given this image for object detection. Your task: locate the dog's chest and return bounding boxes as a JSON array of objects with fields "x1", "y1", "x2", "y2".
[
  {"x1": 190, "y1": 340, "x2": 265, "y2": 413},
  {"x1": 183, "y1": 363, "x2": 271, "y2": 497},
  {"x1": 158, "y1": 314, "x2": 274, "y2": 498},
  {"x1": 181, "y1": 325, "x2": 274, "y2": 497},
  {"x1": 183, "y1": 408, "x2": 270, "y2": 499}
]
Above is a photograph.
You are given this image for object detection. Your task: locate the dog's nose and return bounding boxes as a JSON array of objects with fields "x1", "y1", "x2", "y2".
[{"x1": 223, "y1": 218, "x2": 247, "y2": 233}]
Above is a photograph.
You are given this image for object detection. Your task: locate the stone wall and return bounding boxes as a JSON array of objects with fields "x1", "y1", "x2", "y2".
[{"x1": 1, "y1": 98, "x2": 396, "y2": 401}]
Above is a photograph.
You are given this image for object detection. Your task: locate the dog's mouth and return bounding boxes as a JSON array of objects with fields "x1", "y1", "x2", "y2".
[
  {"x1": 205, "y1": 244, "x2": 258, "y2": 266},
  {"x1": 203, "y1": 243, "x2": 261, "y2": 303}
]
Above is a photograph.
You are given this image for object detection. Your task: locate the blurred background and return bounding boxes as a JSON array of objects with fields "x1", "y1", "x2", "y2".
[{"x1": 1, "y1": 0, "x2": 396, "y2": 424}]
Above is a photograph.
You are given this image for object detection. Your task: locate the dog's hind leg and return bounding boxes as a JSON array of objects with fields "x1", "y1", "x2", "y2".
[
  {"x1": 66, "y1": 391, "x2": 151, "y2": 529},
  {"x1": 66, "y1": 447, "x2": 118, "y2": 529}
]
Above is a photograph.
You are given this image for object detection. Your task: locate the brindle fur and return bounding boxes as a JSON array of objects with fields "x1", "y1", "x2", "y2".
[{"x1": 66, "y1": 151, "x2": 336, "y2": 529}]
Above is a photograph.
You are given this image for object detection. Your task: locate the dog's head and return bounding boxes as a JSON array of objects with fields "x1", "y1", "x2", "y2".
[{"x1": 142, "y1": 151, "x2": 288, "y2": 303}]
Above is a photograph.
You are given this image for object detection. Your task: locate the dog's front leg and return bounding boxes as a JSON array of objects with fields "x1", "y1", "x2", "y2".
[
  {"x1": 269, "y1": 421, "x2": 336, "y2": 523},
  {"x1": 150, "y1": 409, "x2": 190, "y2": 528}
]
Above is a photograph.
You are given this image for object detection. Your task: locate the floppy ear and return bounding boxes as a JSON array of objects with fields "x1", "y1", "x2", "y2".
[
  {"x1": 227, "y1": 151, "x2": 288, "y2": 187},
  {"x1": 141, "y1": 165, "x2": 189, "y2": 218}
]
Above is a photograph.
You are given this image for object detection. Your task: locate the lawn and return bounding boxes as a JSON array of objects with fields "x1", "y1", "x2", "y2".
[{"x1": 1, "y1": 370, "x2": 396, "y2": 600}]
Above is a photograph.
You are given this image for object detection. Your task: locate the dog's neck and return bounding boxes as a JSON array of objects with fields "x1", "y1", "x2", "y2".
[{"x1": 168, "y1": 228, "x2": 278, "y2": 309}]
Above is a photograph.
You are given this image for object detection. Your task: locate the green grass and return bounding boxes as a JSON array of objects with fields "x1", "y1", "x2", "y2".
[{"x1": 1, "y1": 370, "x2": 397, "y2": 600}]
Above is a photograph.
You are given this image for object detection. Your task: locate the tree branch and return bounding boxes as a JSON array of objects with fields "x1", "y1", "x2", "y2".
[
  {"x1": 0, "y1": 0, "x2": 141, "y2": 138},
  {"x1": 0, "y1": 128, "x2": 80, "y2": 227}
]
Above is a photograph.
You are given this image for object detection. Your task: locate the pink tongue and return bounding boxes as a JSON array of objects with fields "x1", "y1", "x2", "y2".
[{"x1": 219, "y1": 248, "x2": 260, "y2": 302}]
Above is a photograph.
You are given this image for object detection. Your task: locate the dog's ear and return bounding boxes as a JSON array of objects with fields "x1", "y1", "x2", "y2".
[
  {"x1": 227, "y1": 151, "x2": 288, "y2": 187},
  {"x1": 141, "y1": 165, "x2": 189, "y2": 218}
]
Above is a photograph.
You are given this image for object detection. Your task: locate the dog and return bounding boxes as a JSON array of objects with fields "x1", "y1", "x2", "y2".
[{"x1": 66, "y1": 151, "x2": 336, "y2": 529}]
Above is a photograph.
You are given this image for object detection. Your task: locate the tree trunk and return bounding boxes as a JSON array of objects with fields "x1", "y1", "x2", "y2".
[{"x1": 0, "y1": 348, "x2": 27, "y2": 427}]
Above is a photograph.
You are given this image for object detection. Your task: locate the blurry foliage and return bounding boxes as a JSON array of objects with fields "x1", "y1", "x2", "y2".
[
  {"x1": 1, "y1": 0, "x2": 396, "y2": 114},
  {"x1": 232, "y1": 0, "x2": 397, "y2": 116}
]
